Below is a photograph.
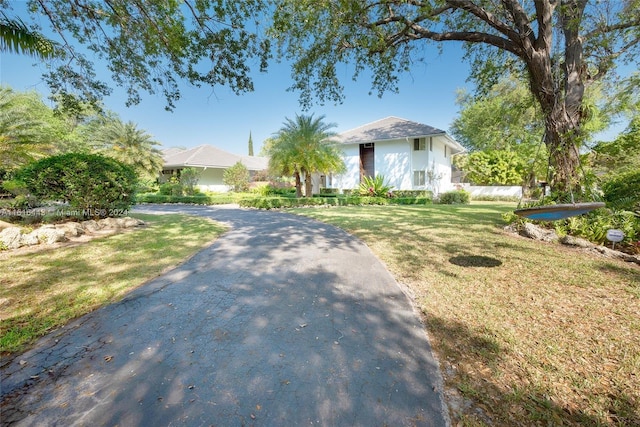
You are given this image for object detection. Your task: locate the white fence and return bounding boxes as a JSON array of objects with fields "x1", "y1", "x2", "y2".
[{"x1": 457, "y1": 184, "x2": 522, "y2": 198}]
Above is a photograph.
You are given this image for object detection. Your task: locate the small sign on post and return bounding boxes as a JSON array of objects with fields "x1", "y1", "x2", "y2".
[{"x1": 606, "y1": 229, "x2": 625, "y2": 250}]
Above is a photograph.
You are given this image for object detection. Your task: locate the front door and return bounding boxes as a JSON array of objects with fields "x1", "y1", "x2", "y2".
[{"x1": 359, "y1": 143, "x2": 374, "y2": 182}]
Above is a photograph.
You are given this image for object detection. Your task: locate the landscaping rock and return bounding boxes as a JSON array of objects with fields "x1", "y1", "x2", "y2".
[
  {"x1": 81, "y1": 220, "x2": 101, "y2": 233},
  {"x1": 0, "y1": 227, "x2": 24, "y2": 249},
  {"x1": 520, "y1": 222, "x2": 558, "y2": 242},
  {"x1": 20, "y1": 233, "x2": 40, "y2": 246},
  {"x1": 32, "y1": 228, "x2": 67, "y2": 245},
  {"x1": 98, "y1": 218, "x2": 119, "y2": 229},
  {"x1": 57, "y1": 222, "x2": 85, "y2": 238},
  {"x1": 559, "y1": 235, "x2": 595, "y2": 248},
  {"x1": 121, "y1": 217, "x2": 144, "y2": 228}
]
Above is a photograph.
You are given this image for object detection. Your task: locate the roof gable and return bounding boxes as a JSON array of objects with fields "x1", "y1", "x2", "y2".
[{"x1": 334, "y1": 116, "x2": 446, "y2": 144}]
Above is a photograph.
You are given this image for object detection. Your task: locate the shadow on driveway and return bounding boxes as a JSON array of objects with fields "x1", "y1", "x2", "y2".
[{"x1": 1, "y1": 205, "x2": 448, "y2": 426}]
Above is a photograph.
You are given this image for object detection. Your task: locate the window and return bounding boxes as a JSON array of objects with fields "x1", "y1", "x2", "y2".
[
  {"x1": 429, "y1": 137, "x2": 433, "y2": 152},
  {"x1": 413, "y1": 170, "x2": 425, "y2": 186},
  {"x1": 413, "y1": 138, "x2": 425, "y2": 151},
  {"x1": 444, "y1": 145, "x2": 447, "y2": 158}
]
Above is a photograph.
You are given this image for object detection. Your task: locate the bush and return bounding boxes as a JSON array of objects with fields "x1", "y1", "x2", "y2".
[
  {"x1": 602, "y1": 170, "x2": 640, "y2": 212},
  {"x1": 554, "y1": 208, "x2": 639, "y2": 250},
  {"x1": 16, "y1": 153, "x2": 137, "y2": 217},
  {"x1": 439, "y1": 189, "x2": 471, "y2": 204},
  {"x1": 223, "y1": 161, "x2": 250, "y2": 192}
]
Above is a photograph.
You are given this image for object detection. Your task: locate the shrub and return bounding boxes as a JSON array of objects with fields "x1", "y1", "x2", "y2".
[
  {"x1": 602, "y1": 170, "x2": 640, "y2": 212},
  {"x1": 554, "y1": 208, "x2": 639, "y2": 250},
  {"x1": 223, "y1": 161, "x2": 250, "y2": 192},
  {"x1": 180, "y1": 167, "x2": 201, "y2": 195},
  {"x1": 439, "y1": 189, "x2": 471, "y2": 204},
  {"x1": 16, "y1": 153, "x2": 137, "y2": 217}
]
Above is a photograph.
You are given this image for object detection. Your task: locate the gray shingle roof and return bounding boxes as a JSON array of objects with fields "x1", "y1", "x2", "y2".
[
  {"x1": 333, "y1": 116, "x2": 465, "y2": 154},
  {"x1": 163, "y1": 145, "x2": 268, "y2": 171},
  {"x1": 334, "y1": 116, "x2": 446, "y2": 144}
]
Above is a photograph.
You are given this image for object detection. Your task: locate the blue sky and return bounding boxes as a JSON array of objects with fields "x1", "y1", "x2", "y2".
[
  {"x1": 0, "y1": 12, "x2": 629, "y2": 157},
  {"x1": 1, "y1": 43, "x2": 474, "y2": 156}
]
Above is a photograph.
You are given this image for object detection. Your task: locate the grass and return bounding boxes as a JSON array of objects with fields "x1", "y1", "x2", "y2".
[
  {"x1": 0, "y1": 214, "x2": 226, "y2": 355},
  {"x1": 293, "y1": 202, "x2": 640, "y2": 426}
]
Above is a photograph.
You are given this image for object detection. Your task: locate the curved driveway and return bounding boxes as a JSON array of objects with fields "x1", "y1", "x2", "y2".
[{"x1": 1, "y1": 205, "x2": 448, "y2": 426}]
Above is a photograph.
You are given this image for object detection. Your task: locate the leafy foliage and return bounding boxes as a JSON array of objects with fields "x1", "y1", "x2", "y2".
[
  {"x1": 16, "y1": 153, "x2": 137, "y2": 217},
  {"x1": 3, "y1": 1, "x2": 271, "y2": 110},
  {"x1": 0, "y1": 86, "x2": 60, "y2": 169},
  {"x1": 602, "y1": 170, "x2": 640, "y2": 212},
  {"x1": 0, "y1": 12, "x2": 57, "y2": 59},
  {"x1": 90, "y1": 118, "x2": 164, "y2": 180},
  {"x1": 454, "y1": 150, "x2": 528, "y2": 185},
  {"x1": 439, "y1": 190, "x2": 471, "y2": 205},
  {"x1": 358, "y1": 175, "x2": 393, "y2": 197},
  {"x1": 590, "y1": 116, "x2": 640, "y2": 179},
  {"x1": 223, "y1": 161, "x2": 250, "y2": 192}
]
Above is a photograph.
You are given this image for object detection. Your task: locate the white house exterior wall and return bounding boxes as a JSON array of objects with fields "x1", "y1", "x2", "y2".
[
  {"x1": 332, "y1": 145, "x2": 361, "y2": 190},
  {"x1": 375, "y1": 140, "x2": 411, "y2": 190}
]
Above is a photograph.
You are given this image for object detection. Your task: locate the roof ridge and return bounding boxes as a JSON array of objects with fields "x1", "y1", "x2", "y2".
[{"x1": 183, "y1": 145, "x2": 207, "y2": 165}]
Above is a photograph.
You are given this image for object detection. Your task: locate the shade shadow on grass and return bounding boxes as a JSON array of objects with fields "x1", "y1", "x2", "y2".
[{"x1": 449, "y1": 255, "x2": 502, "y2": 267}]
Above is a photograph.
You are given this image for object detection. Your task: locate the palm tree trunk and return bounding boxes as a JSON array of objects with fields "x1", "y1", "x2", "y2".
[
  {"x1": 294, "y1": 171, "x2": 302, "y2": 198},
  {"x1": 304, "y1": 172, "x2": 312, "y2": 198}
]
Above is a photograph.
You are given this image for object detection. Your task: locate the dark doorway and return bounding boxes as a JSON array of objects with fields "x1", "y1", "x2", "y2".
[{"x1": 359, "y1": 143, "x2": 374, "y2": 182}]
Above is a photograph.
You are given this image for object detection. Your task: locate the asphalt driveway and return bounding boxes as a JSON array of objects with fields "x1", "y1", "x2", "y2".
[{"x1": 1, "y1": 204, "x2": 449, "y2": 426}]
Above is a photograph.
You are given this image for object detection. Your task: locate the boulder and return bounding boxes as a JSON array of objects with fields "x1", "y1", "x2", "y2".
[
  {"x1": 32, "y1": 227, "x2": 67, "y2": 244},
  {"x1": 20, "y1": 233, "x2": 40, "y2": 246},
  {"x1": 520, "y1": 222, "x2": 558, "y2": 242},
  {"x1": 559, "y1": 235, "x2": 595, "y2": 248},
  {"x1": 121, "y1": 217, "x2": 144, "y2": 228},
  {"x1": 81, "y1": 220, "x2": 101, "y2": 233},
  {"x1": 57, "y1": 222, "x2": 85, "y2": 238},
  {"x1": 0, "y1": 227, "x2": 24, "y2": 249},
  {"x1": 98, "y1": 217, "x2": 119, "y2": 229}
]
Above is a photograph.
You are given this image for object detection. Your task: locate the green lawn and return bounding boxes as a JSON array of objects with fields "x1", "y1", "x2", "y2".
[
  {"x1": 0, "y1": 214, "x2": 226, "y2": 354},
  {"x1": 293, "y1": 202, "x2": 640, "y2": 426}
]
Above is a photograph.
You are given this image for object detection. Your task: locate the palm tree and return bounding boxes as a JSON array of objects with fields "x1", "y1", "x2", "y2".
[
  {"x1": 0, "y1": 13, "x2": 56, "y2": 59},
  {"x1": 0, "y1": 87, "x2": 56, "y2": 169},
  {"x1": 269, "y1": 114, "x2": 345, "y2": 197},
  {"x1": 93, "y1": 119, "x2": 164, "y2": 181}
]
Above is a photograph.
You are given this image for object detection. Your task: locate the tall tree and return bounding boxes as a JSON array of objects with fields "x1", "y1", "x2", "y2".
[
  {"x1": 271, "y1": 0, "x2": 640, "y2": 194},
  {"x1": 0, "y1": 86, "x2": 59, "y2": 169},
  {"x1": 248, "y1": 131, "x2": 254, "y2": 156},
  {"x1": 91, "y1": 118, "x2": 164, "y2": 181},
  {"x1": 269, "y1": 114, "x2": 345, "y2": 197},
  {"x1": 4, "y1": 1, "x2": 271, "y2": 111},
  {"x1": 589, "y1": 115, "x2": 640, "y2": 179}
]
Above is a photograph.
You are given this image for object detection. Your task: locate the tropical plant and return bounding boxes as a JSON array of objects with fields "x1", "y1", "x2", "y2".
[
  {"x1": 0, "y1": 12, "x2": 56, "y2": 59},
  {"x1": 269, "y1": 114, "x2": 345, "y2": 198},
  {"x1": 0, "y1": 86, "x2": 59, "y2": 169},
  {"x1": 91, "y1": 118, "x2": 164, "y2": 181},
  {"x1": 359, "y1": 175, "x2": 393, "y2": 198},
  {"x1": 223, "y1": 162, "x2": 250, "y2": 192}
]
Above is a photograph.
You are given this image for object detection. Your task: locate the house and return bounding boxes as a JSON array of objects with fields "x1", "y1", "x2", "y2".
[
  {"x1": 326, "y1": 116, "x2": 465, "y2": 195},
  {"x1": 162, "y1": 144, "x2": 268, "y2": 192}
]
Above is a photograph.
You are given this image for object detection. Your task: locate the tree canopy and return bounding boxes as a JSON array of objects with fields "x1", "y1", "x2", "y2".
[
  {"x1": 270, "y1": 0, "x2": 640, "y2": 194},
  {"x1": 6, "y1": 1, "x2": 640, "y2": 194}
]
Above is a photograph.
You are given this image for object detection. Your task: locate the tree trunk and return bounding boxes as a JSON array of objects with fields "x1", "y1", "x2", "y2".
[
  {"x1": 304, "y1": 171, "x2": 312, "y2": 198},
  {"x1": 523, "y1": 1, "x2": 586, "y2": 197},
  {"x1": 294, "y1": 171, "x2": 302, "y2": 198}
]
